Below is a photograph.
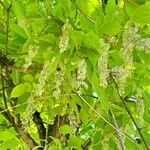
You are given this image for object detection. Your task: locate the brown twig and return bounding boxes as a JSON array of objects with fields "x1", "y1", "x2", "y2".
[
  {"x1": 33, "y1": 110, "x2": 46, "y2": 148},
  {"x1": 5, "y1": 4, "x2": 12, "y2": 55},
  {"x1": 0, "y1": 106, "x2": 38, "y2": 149},
  {"x1": 70, "y1": 0, "x2": 96, "y2": 24},
  {"x1": 109, "y1": 108, "x2": 125, "y2": 150},
  {"x1": 62, "y1": 78, "x2": 143, "y2": 149},
  {"x1": 0, "y1": 0, "x2": 7, "y2": 9},
  {"x1": 127, "y1": 0, "x2": 139, "y2": 7},
  {"x1": 81, "y1": 137, "x2": 91, "y2": 150},
  {"x1": 110, "y1": 73, "x2": 150, "y2": 150}
]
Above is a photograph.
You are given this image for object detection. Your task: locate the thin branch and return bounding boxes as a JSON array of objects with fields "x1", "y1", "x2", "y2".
[
  {"x1": 0, "y1": 107, "x2": 13, "y2": 123},
  {"x1": 70, "y1": 0, "x2": 96, "y2": 24},
  {"x1": 47, "y1": 114, "x2": 69, "y2": 146},
  {"x1": 109, "y1": 108, "x2": 125, "y2": 150},
  {"x1": 15, "y1": 126, "x2": 38, "y2": 149},
  {"x1": 0, "y1": 0, "x2": 7, "y2": 9},
  {"x1": 0, "y1": 73, "x2": 14, "y2": 124},
  {"x1": 62, "y1": 78, "x2": 143, "y2": 149},
  {"x1": 5, "y1": 4, "x2": 12, "y2": 55},
  {"x1": 0, "y1": 106, "x2": 38, "y2": 149},
  {"x1": 0, "y1": 105, "x2": 38, "y2": 149},
  {"x1": 128, "y1": 0, "x2": 139, "y2": 7},
  {"x1": 110, "y1": 73, "x2": 150, "y2": 150},
  {"x1": 33, "y1": 110, "x2": 46, "y2": 147},
  {"x1": 81, "y1": 137, "x2": 91, "y2": 150},
  {"x1": 1, "y1": 74, "x2": 8, "y2": 109}
]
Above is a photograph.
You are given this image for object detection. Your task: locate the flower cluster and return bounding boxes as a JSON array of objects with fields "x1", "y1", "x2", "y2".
[
  {"x1": 136, "y1": 38, "x2": 150, "y2": 54},
  {"x1": 109, "y1": 66, "x2": 123, "y2": 78},
  {"x1": 23, "y1": 43, "x2": 39, "y2": 71},
  {"x1": 121, "y1": 26, "x2": 139, "y2": 67},
  {"x1": 135, "y1": 88, "x2": 144, "y2": 126},
  {"x1": 18, "y1": 19, "x2": 28, "y2": 28},
  {"x1": 59, "y1": 20, "x2": 71, "y2": 54},
  {"x1": 110, "y1": 66, "x2": 132, "y2": 95},
  {"x1": 36, "y1": 58, "x2": 55, "y2": 96},
  {"x1": 76, "y1": 59, "x2": 88, "y2": 95},
  {"x1": 119, "y1": 26, "x2": 139, "y2": 95},
  {"x1": 119, "y1": 25, "x2": 150, "y2": 95},
  {"x1": 118, "y1": 68, "x2": 132, "y2": 95},
  {"x1": 22, "y1": 94, "x2": 36, "y2": 130},
  {"x1": 68, "y1": 111, "x2": 80, "y2": 134},
  {"x1": 105, "y1": 35, "x2": 118, "y2": 46},
  {"x1": 22, "y1": 57, "x2": 56, "y2": 129},
  {"x1": 52, "y1": 68, "x2": 64, "y2": 99},
  {"x1": 98, "y1": 39, "x2": 110, "y2": 88},
  {"x1": 122, "y1": 25, "x2": 150, "y2": 62}
]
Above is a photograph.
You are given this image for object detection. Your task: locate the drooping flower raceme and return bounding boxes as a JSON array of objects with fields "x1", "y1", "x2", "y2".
[
  {"x1": 59, "y1": 20, "x2": 71, "y2": 54},
  {"x1": 53, "y1": 68, "x2": 64, "y2": 99},
  {"x1": 36, "y1": 57, "x2": 55, "y2": 96},
  {"x1": 23, "y1": 43, "x2": 39, "y2": 71},
  {"x1": 98, "y1": 39, "x2": 110, "y2": 88},
  {"x1": 22, "y1": 94, "x2": 35, "y2": 129},
  {"x1": 68, "y1": 111, "x2": 80, "y2": 134},
  {"x1": 135, "y1": 88, "x2": 144, "y2": 126},
  {"x1": 118, "y1": 26, "x2": 140, "y2": 95},
  {"x1": 76, "y1": 59, "x2": 88, "y2": 95},
  {"x1": 136, "y1": 38, "x2": 150, "y2": 54},
  {"x1": 119, "y1": 26, "x2": 150, "y2": 95},
  {"x1": 22, "y1": 57, "x2": 56, "y2": 130},
  {"x1": 121, "y1": 26, "x2": 140, "y2": 67}
]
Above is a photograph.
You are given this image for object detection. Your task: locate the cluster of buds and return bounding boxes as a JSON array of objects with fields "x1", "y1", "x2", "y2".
[
  {"x1": 98, "y1": 39, "x2": 110, "y2": 88},
  {"x1": 59, "y1": 20, "x2": 72, "y2": 54},
  {"x1": 76, "y1": 59, "x2": 88, "y2": 95}
]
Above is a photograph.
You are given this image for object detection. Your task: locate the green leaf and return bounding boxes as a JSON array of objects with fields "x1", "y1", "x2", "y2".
[
  {"x1": 12, "y1": 69, "x2": 20, "y2": 85},
  {"x1": 68, "y1": 135, "x2": 83, "y2": 149},
  {"x1": 70, "y1": 30, "x2": 84, "y2": 49},
  {"x1": 83, "y1": 31, "x2": 100, "y2": 51},
  {"x1": 131, "y1": 2, "x2": 150, "y2": 25},
  {"x1": 11, "y1": 84, "x2": 25, "y2": 98},
  {"x1": 12, "y1": 0, "x2": 31, "y2": 37},
  {"x1": 92, "y1": 130, "x2": 102, "y2": 150},
  {"x1": 59, "y1": 125, "x2": 73, "y2": 134},
  {"x1": 23, "y1": 74, "x2": 33, "y2": 82},
  {"x1": 99, "y1": 21, "x2": 122, "y2": 35}
]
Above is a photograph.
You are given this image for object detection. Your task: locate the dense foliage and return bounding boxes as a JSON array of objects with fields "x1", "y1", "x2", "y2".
[{"x1": 0, "y1": 0, "x2": 150, "y2": 149}]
